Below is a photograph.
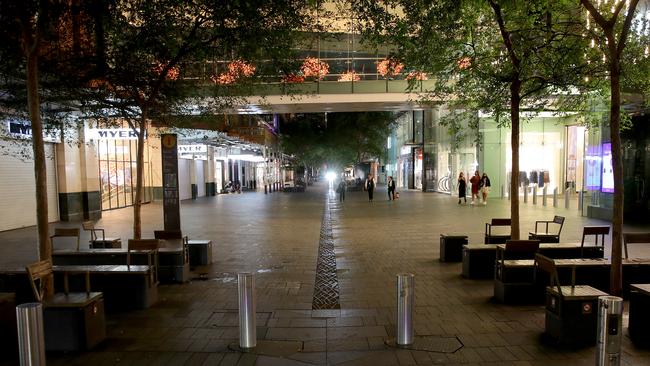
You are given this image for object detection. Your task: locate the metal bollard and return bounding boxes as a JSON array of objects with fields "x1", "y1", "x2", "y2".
[
  {"x1": 532, "y1": 187, "x2": 538, "y2": 205},
  {"x1": 523, "y1": 186, "x2": 528, "y2": 203},
  {"x1": 500, "y1": 185, "x2": 505, "y2": 199},
  {"x1": 396, "y1": 273, "x2": 414, "y2": 346},
  {"x1": 553, "y1": 188, "x2": 558, "y2": 207},
  {"x1": 16, "y1": 303, "x2": 46, "y2": 366},
  {"x1": 264, "y1": 185, "x2": 267, "y2": 194},
  {"x1": 578, "y1": 191, "x2": 584, "y2": 212},
  {"x1": 596, "y1": 296, "x2": 623, "y2": 366},
  {"x1": 565, "y1": 188, "x2": 571, "y2": 209},
  {"x1": 238, "y1": 273, "x2": 256, "y2": 349},
  {"x1": 542, "y1": 187, "x2": 547, "y2": 206}
]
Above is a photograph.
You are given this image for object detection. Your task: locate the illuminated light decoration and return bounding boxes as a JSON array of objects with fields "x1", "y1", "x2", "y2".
[
  {"x1": 377, "y1": 58, "x2": 404, "y2": 78},
  {"x1": 300, "y1": 57, "x2": 329, "y2": 79},
  {"x1": 337, "y1": 71, "x2": 361, "y2": 82},
  {"x1": 457, "y1": 57, "x2": 471, "y2": 70},
  {"x1": 211, "y1": 59, "x2": 256, "y2": 85},
  {"x1": 406, "y1": 71, "x2": 428, "y2": 81},
  {"x1": 211, "y1": 73, "x2": 237, "y2": 85},
  {"x1": 153, "y1": 62, "x2": 180, "y2": 80},
  {"x1": 227, "y1": 60, "x2": 256, "y2": 77},
  {"x1": 281, "y1": 74, "x2": 305, "y2": 83}
]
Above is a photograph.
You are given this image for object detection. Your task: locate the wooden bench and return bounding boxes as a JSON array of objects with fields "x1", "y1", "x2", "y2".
[
  {"x1": 50, "y1": 228, "x2": 80, "y2": 251},
  {"x1": 82, "y1": 221, "x2": 121, "y2": 249},
  {"x1": 528, "y1": 215, "x2": 565, "y2": 243},
  {"x1": 581, "y1": 226, "x2": 609, "y2": 256},
  {"x1": 629, "y1": 284, "x2": 650, "y2": 346},
  {"x1": 128, "y1": 239, "x2": 160, "y2": 284},
  {"x1": 0, "y1": 264, "x2": 158, "y2": 311},
  {"x1": 461, "y1": 243, "x2": 604, "y2": 279},
  {"x1": 154, "y1": 230, "x2": 190, "y2": 283},
  {"x1": 536, "y1": 254, "x2": 608, "y2": 345},
  {"x1": 623, "y1": 232, "x2": 650, "y2": 259},
  {"x1": 493, "y1": 240, "x2": 541, "y2": 303},
  {"x1": 484, "y1": 218, "x2": 511, "y2": 244},
  {"x1": 27, "y1": 260, "x2": 106, "y2": 351}
]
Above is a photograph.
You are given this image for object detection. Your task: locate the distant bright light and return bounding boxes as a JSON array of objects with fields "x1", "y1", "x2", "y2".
[{"x1": 325, "y1": 172, "x2": 336, "y2": 182}]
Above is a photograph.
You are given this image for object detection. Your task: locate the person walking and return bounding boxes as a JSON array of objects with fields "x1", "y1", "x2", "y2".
[
  {"x1": 457, "y1": 172, "x2": 467, "y2": 204},
  {"x1": 387, "y1": 176, "x2": 396, "y2": 200},
  {"x1": 337, "y1": 178, "x2": 346, "y2": 202},
  {"x1": 480, "y1": 173, "x2": 491, "y2": 205},
  {"x1": 365, "y1": 174, "x2": 375, "y2": 202},
  {"x1": 469, "y1": 170, "x2": 481, "y2": 204}
]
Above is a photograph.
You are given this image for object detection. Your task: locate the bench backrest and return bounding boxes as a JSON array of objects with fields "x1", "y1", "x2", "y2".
[
  {"x1": 534, "y1": 254, "x2": 563, "y2": 297},
  {"x1": 581, "y1": 226, "x2": 610, "y2": 249},
  {"x1": 51, "y1": 228, "x2": 81, "y2": 251},
  {"x1": 54, "y1": 228, "x2": 80, "y2": 237},
  {"x1": 623, "y1": 232, "x2": 650, "y2": 259},
  {"x1": 127, "y1": 239, "x2": 160, "y2": 283},
  {"x1": 553, "y1": 216, "x2": 565, "y2": 235},
  {"x1": 497, "y1": 240, "x2": 540, "y2": 261},
  {"x1": 26, "y1": 260, "x2": 53, "y2": 302},
  {"x1": 505, "y1": 240, "x2": 540, "y2": 254},
  {"x1": 81, "y1": 221, "x2": 103, "y2": 242},
  {"x1": 154, "y1": 230, "x2": 183, "y2": 240},
  {"x1": 491, "y1": 218, "x2": 511, "y2": 226}
]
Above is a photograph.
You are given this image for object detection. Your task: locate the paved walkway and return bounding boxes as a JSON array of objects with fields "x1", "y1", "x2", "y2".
[{"x1": 2, "y1": 184, "x2": 650, "y2": 365}]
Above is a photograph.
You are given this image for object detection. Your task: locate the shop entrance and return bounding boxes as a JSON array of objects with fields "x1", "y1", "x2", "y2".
[{"x1": 97, "y1": 139, "x2": 152, "y2": 210}]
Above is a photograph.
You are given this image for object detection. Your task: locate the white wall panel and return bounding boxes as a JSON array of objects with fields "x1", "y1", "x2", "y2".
[
  {"x1": 0, "y1": 143, "x2": 58, "y2": 231},
  {"x1": 178, "y1": 159, "x2": 191, "y2": 200},
  {"x1": 196, "y1": 160, "x2": 205, "y2": 197}
]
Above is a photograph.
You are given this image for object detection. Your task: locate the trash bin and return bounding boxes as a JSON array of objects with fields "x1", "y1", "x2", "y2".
[{"x1": 440, "y1": 234, "x2": 468, "y2": 262}]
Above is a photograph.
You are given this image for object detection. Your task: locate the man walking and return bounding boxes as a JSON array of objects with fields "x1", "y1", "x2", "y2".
[{"x1": 387, "y1": 176, "x2": 396, "y2": 200}]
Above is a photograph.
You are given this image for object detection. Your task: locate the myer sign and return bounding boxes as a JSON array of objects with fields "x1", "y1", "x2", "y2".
[
  {"x1": 86, "y1": 128, "x2": 146, "y2": 140},
  {"x1": 178, "y1": 144, "x2": 208, "y2": 160}
]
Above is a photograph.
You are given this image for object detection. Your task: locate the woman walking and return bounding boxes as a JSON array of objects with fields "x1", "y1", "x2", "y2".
[
  {"x1": 469, "y1": 170, "x2": 481, "y2": 204},
  {"x1": 457, "y1": 172, "x2": 467, "y2": 204},
  {"x1": 365, "y1": 174, "x2": 375, "y2": 202},
  {"x1": 480, "y1": 173, "x2": 491, "y2": 205}
]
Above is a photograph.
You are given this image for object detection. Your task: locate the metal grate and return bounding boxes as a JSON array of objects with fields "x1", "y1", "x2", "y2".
[{"x1": 312, "y1": 198, "x2": 341, "y2": 310}]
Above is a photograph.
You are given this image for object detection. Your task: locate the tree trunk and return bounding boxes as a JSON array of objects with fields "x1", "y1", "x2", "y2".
[
  {"x1": 133, "y1": 114, "x2": 147, "y2": 239},
  {"x1": 510, "y1": 79, "x2": 522, "y2": 240},
  {"x1": 23, "y1": 26, "x2": 53, "y2": 295},
  {"x1": 608, "y1": 56, "x2": 623, "y2": 296}
]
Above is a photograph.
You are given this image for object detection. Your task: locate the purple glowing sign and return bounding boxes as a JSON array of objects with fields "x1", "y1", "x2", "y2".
[{"x1": 601, "y1": 143, "x2": 614, "y2": 193}]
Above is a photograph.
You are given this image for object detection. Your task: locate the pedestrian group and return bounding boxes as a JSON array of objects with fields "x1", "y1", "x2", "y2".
[{"x1": 459, "y1": 170, "x2": 490, "y2": 205}]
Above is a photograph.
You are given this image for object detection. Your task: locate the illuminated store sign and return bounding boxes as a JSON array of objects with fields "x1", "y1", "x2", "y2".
[
  {"x1": 178, "y1": 144, "x2": 208, "y2": 160},
  {"x1": 87, "y1": 128, "x2": 145, "y2": 140}
]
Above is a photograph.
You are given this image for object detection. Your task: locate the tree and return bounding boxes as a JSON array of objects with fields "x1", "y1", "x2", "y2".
[
  {"x1": 281, "y1": 112, "x2": 395, "y2": 170},
  {"x1": 0, "y1": 0, "x2": 78, "y2": 285},
  {"x1": 356, "y1": 0, "x2": 590, "y2": 239},
  {"x1": 580, "y1": 0, "x2": 642, "y2": 296},
  {"x1": 77, "y1": 0, "x2": 312, "y2": 238}
]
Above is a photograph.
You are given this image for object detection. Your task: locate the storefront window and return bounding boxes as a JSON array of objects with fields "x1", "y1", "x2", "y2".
[{"x1": 97, "y1": 135, "x2": 152, "y2": 210}]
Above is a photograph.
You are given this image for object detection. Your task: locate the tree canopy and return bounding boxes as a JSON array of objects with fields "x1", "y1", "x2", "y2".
[{"x1": 281, "y1": 112, "x2": 395, "y2": 170}]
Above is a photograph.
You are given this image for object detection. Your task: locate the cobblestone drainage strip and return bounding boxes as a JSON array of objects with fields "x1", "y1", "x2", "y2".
[
  {"x1": 385, "y1": 336, "x2": 464, "y2": 353},
  {"x1": 228, "y1": 340, "x2": 304, "y2": 356},
  {"x1": 312, "y1": 198, "x2": 341, "y2": 310}
]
